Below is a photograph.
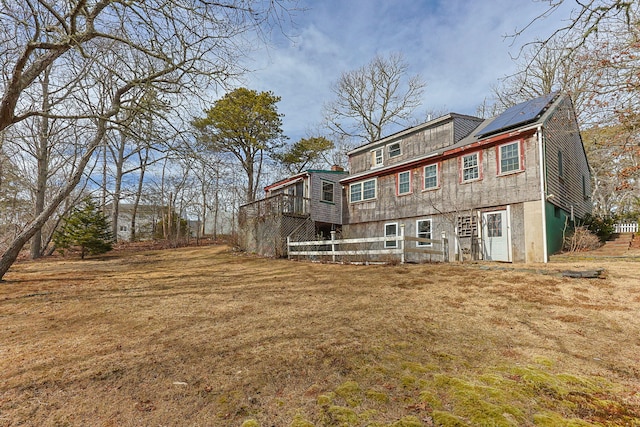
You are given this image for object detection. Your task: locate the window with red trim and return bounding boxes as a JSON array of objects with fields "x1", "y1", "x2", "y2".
[
  {"x1": 498, "y1": 141, "x2": 522, "y2": 174},
  {"x1": 461, "y1": 152, "x2": 481, "y2": 182},
  {"x1": 397, "y1": 171, "x2": 411, "y2": 195}
]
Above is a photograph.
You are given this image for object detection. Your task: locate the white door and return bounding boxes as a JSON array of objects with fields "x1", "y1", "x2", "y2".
[{"x1": 482, "y1": 210, "x2": 511, "y2": 262}]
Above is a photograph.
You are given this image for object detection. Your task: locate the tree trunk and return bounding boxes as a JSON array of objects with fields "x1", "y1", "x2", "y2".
[
  {"x1": 254, "y1": 149, "x2": 264, "y2": 201},
  {"x1": 130, "y1": 148, "x2": 148, "y2": 241},
  {"x1": 30, "y1": 67, "x2": 51, "y2": 259},
  {"x1": 245, "y1": 160, "x2": 254, "y2": 203},
  {"x1": 110, "y1": 131, "x2": 126, "y2": 241},
  {"x1": 213, "y1": 168, "x2": 219, "y2": 239},
  {"x1": 101, "y1": 143, "x2": 108, "y2": 214},
  {"x1": 200, "y1": 161, "x2": 207, "y2": 237},
  {"x1": 0, "y1": 133, "x2": 4, "y2": 192}
]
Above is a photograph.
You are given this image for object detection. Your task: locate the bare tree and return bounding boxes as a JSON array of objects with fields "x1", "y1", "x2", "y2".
[
  {"x1": 106, "y1": 90, "x2": 170, "y2": 241},
  {"x1": 493, "y1": 37, "x2": 602, "y2": 120},
  {"x1": 323, "y1": 52, "x2": 426, "y2": 144},
  {"x1": 511, "y1": 1, "x2": 636, "y2": 54},
  {"x1": 0, "y1": 1, "x2": 293, "y2": 281},
  {"x1": 497, "y1": 2, "x2": 640, "y2": 216},
  {"x1": 1, "y1": 78, "x2": 85, "y2": 259}
]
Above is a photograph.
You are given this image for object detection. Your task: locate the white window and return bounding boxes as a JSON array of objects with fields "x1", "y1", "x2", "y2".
[
  {"x1": 461, "y1": 152, "x2": 480, "y2": 182},
  {"x1": 372, "y1": 148, "x2": 383, "y2": 167},
  {"x1": 499, "y1": 141, "x2": 521, "y2": 174},
  {"x1": 363, "y1": 179, "x2": 376, "y2": 200},
  {"x1": 423, "y1": 164, "x2": 438, "y2": 190},
  {"x1": 416, "y1": 219, "x2": 432, "y2": 247},
  {"x1": 321, "y1": 180, "x2": 334, "y2": 203},
  {"x1": 119, "y1": 225, "x2": 128, "y2": 232},
  {"x1": 349, "y1": 182, "x2": 361, "y2": 203},
  {"x1": 385, "y1": 222, "x2": 398, "y2": 248},
  {"x1": 397, "y1": 171, "x2": 411, "y2": 195},
  {"x1": 349, "y1": 178, "x2": 377, "y2": 203},
  {"x1": 486, "y1": 213, "x2": 503, "y2": 237},
  {"x1": 388, "y1": 142, "x2": 401, "y2": 158}
]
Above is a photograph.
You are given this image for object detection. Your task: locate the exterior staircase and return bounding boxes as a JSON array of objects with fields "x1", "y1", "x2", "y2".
[{"x1": 592, "y1": 233, "x2": 635, "y2": 256}]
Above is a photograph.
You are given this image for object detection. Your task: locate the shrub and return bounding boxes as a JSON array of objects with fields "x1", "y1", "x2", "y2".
[
  {"x1": 581, "y1": 214, "x2": 615, "y2": 242},
  {"x1": 563, "y1": 226, "x2": 601, "y2": 252}
]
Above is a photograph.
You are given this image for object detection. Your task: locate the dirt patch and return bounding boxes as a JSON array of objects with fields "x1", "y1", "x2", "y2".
[{"x1": 1, "y1": 246, "x2": 639, "y2": 426}]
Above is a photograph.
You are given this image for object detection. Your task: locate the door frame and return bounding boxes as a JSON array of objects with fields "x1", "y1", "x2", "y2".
[{"x1": 479, "y1": 205, "x2": 512, "y2": 262}]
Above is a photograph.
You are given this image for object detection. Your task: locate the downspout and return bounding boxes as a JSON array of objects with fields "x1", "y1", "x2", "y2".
[{"x1": 537, "y1": 126, "x2": 548, "y2": 263}]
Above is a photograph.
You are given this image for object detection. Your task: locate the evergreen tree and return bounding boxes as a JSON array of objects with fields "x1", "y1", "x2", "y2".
[
  {"x1": 274, "y1": 136, "x2": 335, "y2": 174},
  {"x1": 192, "y1": 87, "x2": 285, "y2": 203},
  {"x1": 53, "y1": 198, "x2": 113, "y2": 259}
]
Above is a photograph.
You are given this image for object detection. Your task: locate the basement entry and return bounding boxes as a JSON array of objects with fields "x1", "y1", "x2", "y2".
[{"x1": 482, "y1": 209, "x2": 511, "y2": 262}]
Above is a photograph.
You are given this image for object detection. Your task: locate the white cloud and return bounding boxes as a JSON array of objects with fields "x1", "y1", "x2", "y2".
[{"x1": 238, "y1": 0, "x2": 575, "y2": 141}]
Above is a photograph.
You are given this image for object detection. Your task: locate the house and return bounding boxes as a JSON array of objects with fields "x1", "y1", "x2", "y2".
[
  {"x1": 339, "y1": 92, "x2": 591, "y2": 262},
  {"x1": 111, "y1": 203, "x2": 161, "y2": 241},
  {"x1": 238, "y1": 167, "x2": 348, "y2": 257}
]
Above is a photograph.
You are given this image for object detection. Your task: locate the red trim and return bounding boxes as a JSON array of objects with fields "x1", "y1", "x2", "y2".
[
  {"x1": 496, "y1": 139, "x2": 526, "y2": 175},
  {"x1": 340, "y1": 129, "x2": 535, "y2": 184},
  {"x1": 460, "y1": 151, "x2": 483, "y2": 183},
  {"x1": 264, "y1": 173, "x2": 305, "y2": 192}
]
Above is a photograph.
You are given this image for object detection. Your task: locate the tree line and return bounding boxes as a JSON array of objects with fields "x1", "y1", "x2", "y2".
[{"x1": 1, "y1": 0, "x2": 639, "y2": 280}]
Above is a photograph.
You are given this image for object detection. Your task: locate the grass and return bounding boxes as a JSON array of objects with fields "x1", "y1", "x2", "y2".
[{"x1": 1, "y1": 245, "x2": 639, "y2": 426}]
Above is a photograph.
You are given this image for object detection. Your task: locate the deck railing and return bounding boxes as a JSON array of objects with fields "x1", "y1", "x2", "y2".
[{"x1": 239, "y1": 193, "x2": 310, "y2": 221}]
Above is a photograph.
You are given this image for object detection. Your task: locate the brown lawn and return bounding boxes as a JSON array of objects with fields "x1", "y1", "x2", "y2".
[{"x1": 1, "y1": 245, "x2": 639, "y2": 426}]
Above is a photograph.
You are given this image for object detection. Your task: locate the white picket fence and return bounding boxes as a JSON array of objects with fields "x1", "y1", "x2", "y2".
[
  {"x1": 614, "y1": 222, "x2": 638, "y2": 233},
  {"x1": 287, "y1": 225, "x2": 449, "y2": 263}
]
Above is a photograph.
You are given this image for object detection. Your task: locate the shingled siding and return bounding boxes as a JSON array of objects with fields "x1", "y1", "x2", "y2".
[
  {"x1": 453, "y1": 114, "x2": 484, "y2": 143},
  {"x1": 308, "y1": 171, "x2": 347, "y2": 225},
  {"x1": 347, "y1": 115, "x2": 483, "y2": 175},
  {"x1": 339, "y1": 94, "x2": 590, "y2": 263},
  {"x1": 343, "y1": 132, "x2": 545, "y2": 262},
  {"x1": 543, "y1": 97, "x2": 592, "y2": 219},
  {"x1": 345, "y1": 133, "x2": 543, "y2": 225}
]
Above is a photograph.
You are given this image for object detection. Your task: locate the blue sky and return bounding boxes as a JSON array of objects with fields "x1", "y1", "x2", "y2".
[{"x1": 238, "y1": 0, "x2": 574, "y2": 143}]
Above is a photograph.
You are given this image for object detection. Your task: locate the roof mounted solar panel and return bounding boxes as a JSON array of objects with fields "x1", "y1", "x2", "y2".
[{"x1": 475, "y1": 92, "x2": 559, "y2": 138}]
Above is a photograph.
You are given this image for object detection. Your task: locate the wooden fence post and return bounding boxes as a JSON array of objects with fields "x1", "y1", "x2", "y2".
[
  {"x1": 441, "y1": 231, "x2": 449, "y2": 262},
  {"x1": 331, "y1": 230, "x2": 336, "y2": 262},
  {"x1": 400, "y1": 224, "x2": 405, "y2": 264}
]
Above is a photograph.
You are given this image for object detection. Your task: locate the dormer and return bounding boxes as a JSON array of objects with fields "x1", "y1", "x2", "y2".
[{"x1": 347, "y1": 113, "x2": 483, "y2": 175}]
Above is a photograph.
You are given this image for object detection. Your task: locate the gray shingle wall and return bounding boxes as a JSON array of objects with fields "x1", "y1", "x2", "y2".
[{"x1": 543, "y1": 97, "x2": 592, "y2": 218}]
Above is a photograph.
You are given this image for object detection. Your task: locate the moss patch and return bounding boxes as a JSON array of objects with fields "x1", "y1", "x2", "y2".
[
  {"x1": 365, "y1": 389, "x2": 390, "y2": 403},
  {"x1": 323, "y1": 405, "x2": 359, "y2": 425},
  {"x1": 318, "y1": 392, "x2": 335, "y2": 406},
  {"x1": 431, "y1": 410, "x2": 470, "y2": 426},
  {"x1": 532, "y1": 411, "x2": 596, "y2": 426},
  {"x1": 389, "y1": 415, "x2": 424, "y2": 426},
  {"x1": 290, "y1": 414, "x2": 315, "y2": 427},
  {"x1": 429, "y1": 374, "x2": 524, "y2": 426},
  {"x1": 334, "y1": 381, "x2": 363, "y2": 407}
]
